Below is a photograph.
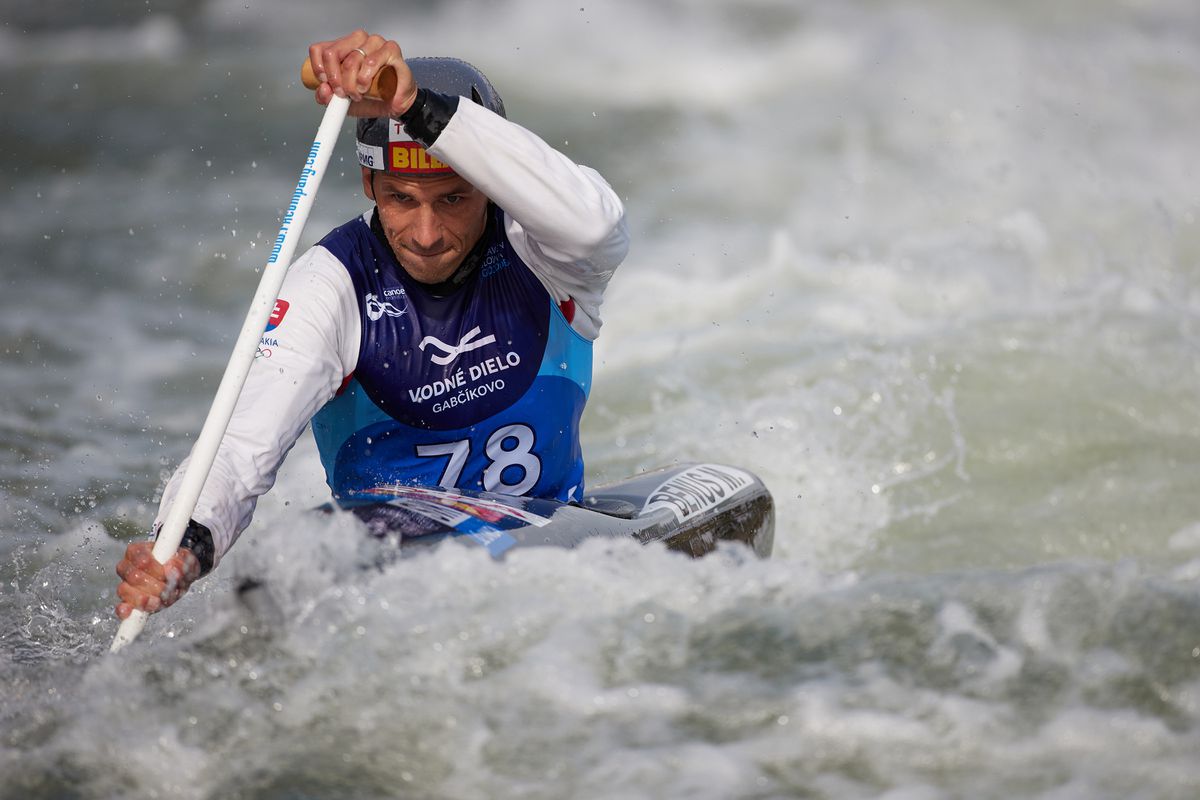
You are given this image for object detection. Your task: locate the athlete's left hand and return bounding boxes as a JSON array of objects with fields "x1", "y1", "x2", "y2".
[
  {"x1": 308, "y1": 30, "x2": 419, "y2": 119},
  {"x1": 114, "y1": 541, "x2": 201, "y2": 619}
]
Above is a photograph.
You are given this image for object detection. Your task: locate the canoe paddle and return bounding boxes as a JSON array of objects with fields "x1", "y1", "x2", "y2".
[{"x1": 110, "y1": 62, "x2": 396, "y2": 653}]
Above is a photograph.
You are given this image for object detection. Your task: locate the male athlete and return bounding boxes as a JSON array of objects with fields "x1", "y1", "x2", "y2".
[{"x1": 115, "y1": 30, "x2": 629, "y2": 618}]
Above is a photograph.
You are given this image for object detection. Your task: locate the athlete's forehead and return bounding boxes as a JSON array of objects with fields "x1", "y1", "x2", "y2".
[{"x1": 371, "y1": 170, "x2": 479, "y2": 199}]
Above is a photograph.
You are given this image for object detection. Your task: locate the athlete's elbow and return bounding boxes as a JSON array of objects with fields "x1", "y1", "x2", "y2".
[{"x1": 575, "y1": 206, "x2": 629, "y2": 266}]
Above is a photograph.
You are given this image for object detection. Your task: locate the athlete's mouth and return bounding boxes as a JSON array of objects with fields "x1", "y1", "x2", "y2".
[{"x1": 404, "y1": 243, "x2": 451, "y2": 259}]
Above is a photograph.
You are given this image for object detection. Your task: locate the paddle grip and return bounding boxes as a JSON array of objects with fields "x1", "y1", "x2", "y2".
[{"x1": 300, "y1": 58, "x2": 397, "y2": 100}]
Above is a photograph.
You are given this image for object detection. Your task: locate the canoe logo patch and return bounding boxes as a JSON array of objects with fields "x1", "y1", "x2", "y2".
[
  {"x1": 643, "y1": 464, "x2": 754, "y2": 522},
  {"x1": 365, "y1": 293, "x2": 407, "y2": 321}
]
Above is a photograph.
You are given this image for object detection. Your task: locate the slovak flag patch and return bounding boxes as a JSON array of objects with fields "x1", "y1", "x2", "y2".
[{"x1": 267, "y1": 299, "x2": 290, "y2": 332}]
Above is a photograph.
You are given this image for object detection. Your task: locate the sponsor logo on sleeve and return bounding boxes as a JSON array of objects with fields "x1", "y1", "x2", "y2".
[
  {"x1": 643, "y1": 464, "x2": 755, "y2": 522},
  {"x1": 266, "y1": 299, "x2": 290, "y2": 332}
]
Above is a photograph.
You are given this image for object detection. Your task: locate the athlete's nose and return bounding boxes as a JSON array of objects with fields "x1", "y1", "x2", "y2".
[{"x1": 408, "y1": 205, "x2": 445, "y2": 254}]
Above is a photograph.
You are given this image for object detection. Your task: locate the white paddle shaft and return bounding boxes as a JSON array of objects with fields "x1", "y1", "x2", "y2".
[{"x1": 110, "y1": 95, "x2": 351, "y2": 653}]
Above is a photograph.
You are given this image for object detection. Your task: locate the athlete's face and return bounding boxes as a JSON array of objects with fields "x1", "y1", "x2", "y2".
[{"x1": 363, "y1": 168, "x2": 490, "y2": 284}]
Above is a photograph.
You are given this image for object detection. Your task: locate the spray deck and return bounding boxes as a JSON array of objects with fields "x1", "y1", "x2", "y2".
[{"x1": 335, "y1": 463, "x2": 774, "y2": 560}]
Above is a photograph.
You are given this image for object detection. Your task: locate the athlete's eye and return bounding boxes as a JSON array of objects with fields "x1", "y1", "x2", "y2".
[{"x1": 443, "y1": 195, "x2": 462, "y2": 205}]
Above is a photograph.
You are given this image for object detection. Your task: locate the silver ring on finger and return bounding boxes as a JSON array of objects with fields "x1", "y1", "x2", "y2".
[{"x1": 352, "y1": 47, "x2": 368, "y2": 57}]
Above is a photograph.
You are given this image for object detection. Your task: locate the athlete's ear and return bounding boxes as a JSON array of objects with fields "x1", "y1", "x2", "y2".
[{"x1": 361, "y1": 167, "x2": 375, "y2": 202}]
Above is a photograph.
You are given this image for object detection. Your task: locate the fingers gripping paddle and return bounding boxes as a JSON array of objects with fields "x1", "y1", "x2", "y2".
[{"x1": 110, "y1": 63, "x2": 394, "y2": 653}]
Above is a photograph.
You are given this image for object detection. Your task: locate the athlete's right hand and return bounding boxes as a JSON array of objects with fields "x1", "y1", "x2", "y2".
[
  {"x1": 114, "y1": 541, "x2": 200, "y2": 619},
  {"x1": 307, "y1": 30, "x2": 419, "y2": 119}
]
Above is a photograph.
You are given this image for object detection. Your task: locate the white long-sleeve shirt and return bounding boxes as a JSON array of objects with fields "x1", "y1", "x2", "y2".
[{"x1": 156, "y1": 98, "x2": 629, "y2": 568}]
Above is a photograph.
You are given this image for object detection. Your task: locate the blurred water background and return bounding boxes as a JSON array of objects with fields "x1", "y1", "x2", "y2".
[{"x1": 2, "y1": 0, "x2": 1199, "y2": 797}]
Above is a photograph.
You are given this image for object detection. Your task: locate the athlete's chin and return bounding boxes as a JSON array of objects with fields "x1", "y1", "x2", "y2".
[{"x1": 400, "y1": 250, "x2": 460, "y2": 284}]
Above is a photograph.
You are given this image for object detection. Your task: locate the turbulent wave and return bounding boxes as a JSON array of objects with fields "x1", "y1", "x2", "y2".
[{"x1": 3, "y1": 518, "x2": 1199, "y2": 798}]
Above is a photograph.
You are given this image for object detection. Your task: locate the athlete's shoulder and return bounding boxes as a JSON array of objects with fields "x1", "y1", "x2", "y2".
[
  {"x1": 281, "y1": 232, "x2": 359, "y2": 318},
  {"x1": 314, "y1": 212, "x2": 377, "y2": 268}
]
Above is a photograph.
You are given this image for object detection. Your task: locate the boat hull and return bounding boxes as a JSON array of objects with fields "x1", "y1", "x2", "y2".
[{"x1": 335, "y1": 462, "x2": 774, "y2": 559}]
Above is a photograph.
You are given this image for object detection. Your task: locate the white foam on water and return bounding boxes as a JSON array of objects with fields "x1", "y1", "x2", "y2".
[{"x1": 6, "y1": 510, "x2": 1200, "y2": 798}]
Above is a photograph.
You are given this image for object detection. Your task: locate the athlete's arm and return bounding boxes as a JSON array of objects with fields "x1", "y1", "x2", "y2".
[
  {"x1": 421, "y1": 99, "x2": 627, "y2": 262},
  {"x1": 151, "y1": 247, "x2": 361, "y2": 572},
  {"x1": 309, "y1": 32, "x2": 629, "y2": 337},
  {"x1": 307, "y1": 31, "x2": 624, "y2": 259},
  {"x1": 403, "y1": 92, "x2": 630, "y2": 339}
]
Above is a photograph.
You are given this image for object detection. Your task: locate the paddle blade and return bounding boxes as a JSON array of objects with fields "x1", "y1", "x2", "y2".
[{"x1": 110, "y1": 609, "x2": 148, "y2": 653}]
